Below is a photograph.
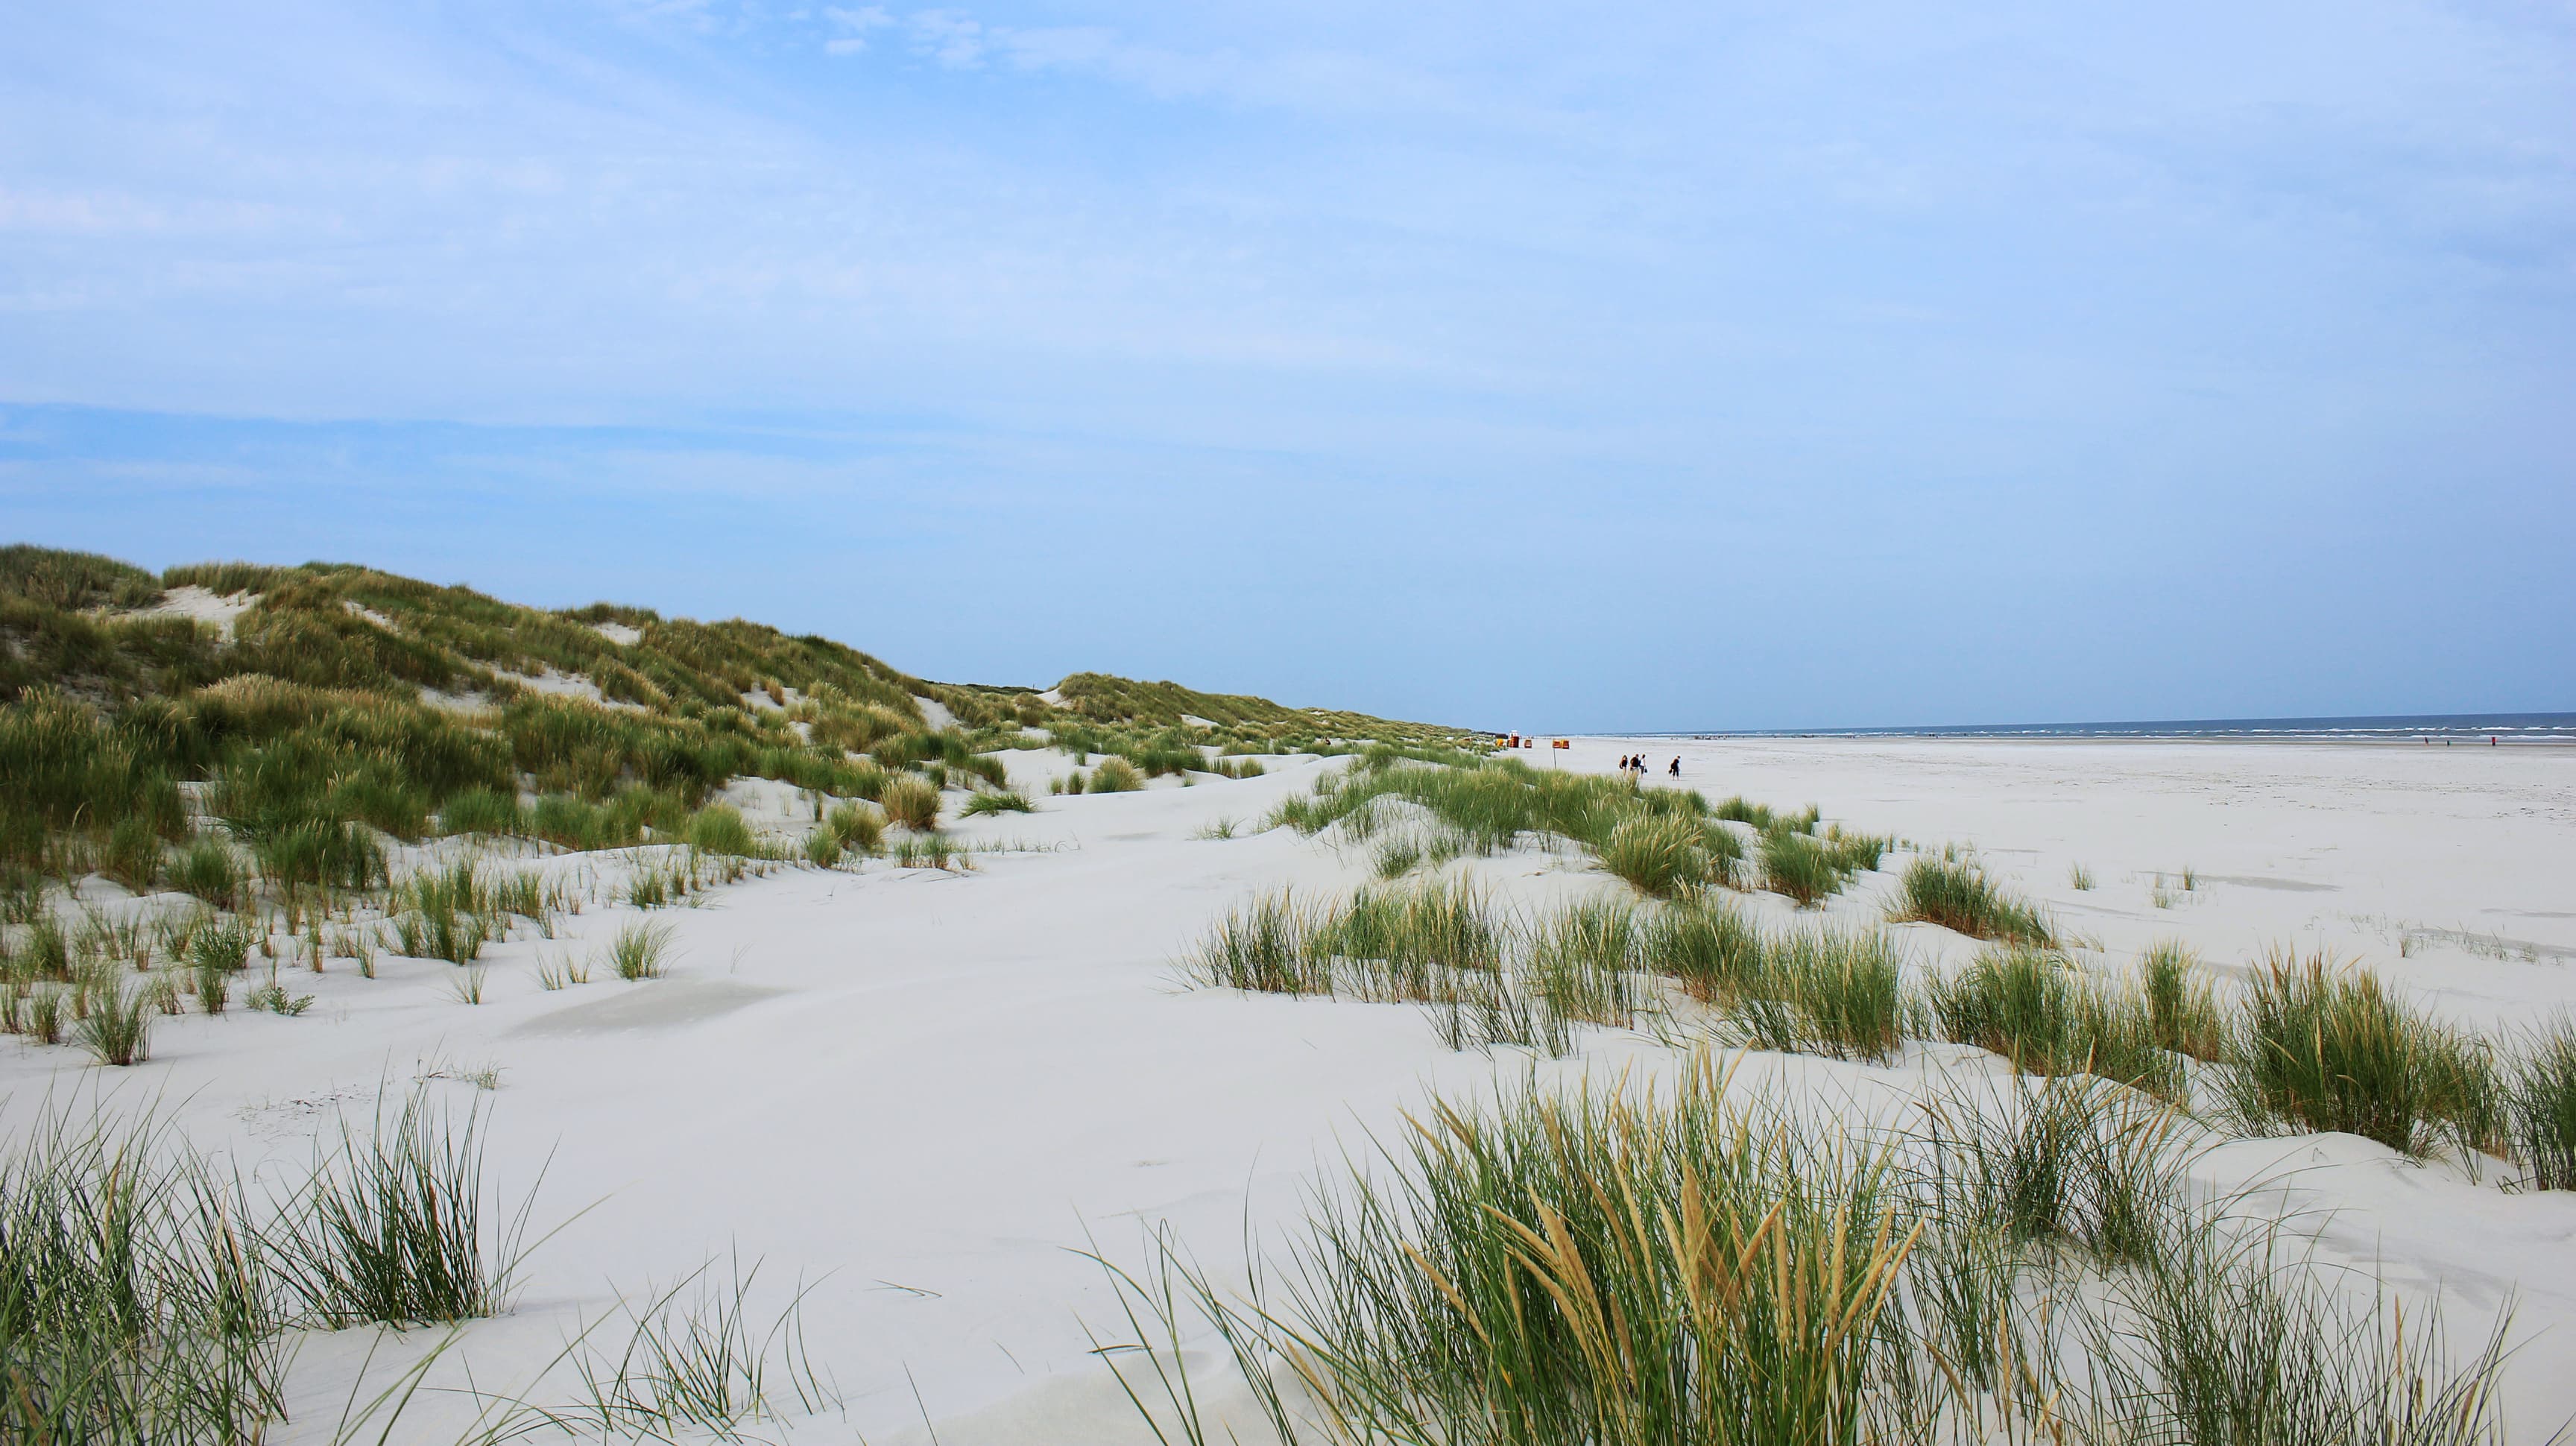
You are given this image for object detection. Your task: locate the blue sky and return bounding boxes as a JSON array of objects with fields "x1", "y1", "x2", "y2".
[{"x1": 4, "y1": 1, "x2": 2571, "y2": 730}]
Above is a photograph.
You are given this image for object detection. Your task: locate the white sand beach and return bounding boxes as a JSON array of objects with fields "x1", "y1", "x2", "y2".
[{"x1": 7, "y1": 734, "x2": 2575, "y2": 1443}]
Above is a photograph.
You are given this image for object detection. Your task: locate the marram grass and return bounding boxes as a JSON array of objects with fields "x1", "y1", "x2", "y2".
[
  {"x1": 1091, "y1": 1054, "x2": 2523, "y2": 1446},
  {"x1": 684, "y1": 803, "x2": 765, "y2": 858},
  {"x1": 1184, "y1": 891, "x2": 1330, "y2": 996},
  {"x1": 1754, "y1": 927, "x2": 1910, "y2": 1062},
  {"x1": 278, "y1": 1092, "x2": 520, "y2": 1326},
  {"x1": 1642, "y1": 903, "x2": 1910, "y2": 1062},
  {"x1": 0, "y1": 1088, "x2": 550, "y2": 1442},
  {"x1": 1267, "y1": 758, "x2": 1891, "y2": 926},
  {"x1": 1181, "y1": 882, "x2": 1603, "y2": 1057},
  {"x1": 1284, "y1": 1056, "x2": 1922, "y2": 1445},
  {"x1": 2140, "y1": 938, "x2": 2227, "y2": 1061},
  {"x1": 0, "y1": 1104, "x2": 293, "y2": 1442},
  {"x1": 1928, "y1": 947, "x2": 2181, "y2": 1102},
  {"x1": 1910, "y1": 1070, "x2": 2189, "y2": 1269},
  {"x1": 607, "y1": 921, "x2": 678, "y2": 981},
  {"x1": 567, "y1": 1252, "x2": 839, "y2": 1439},
  {"x1": 75, "y1": 980, "x2": 154, "y2": 1064},
  {"x1": 959, "y1": 788, "x2": 1035, "y2": 817},
  {"x1": 2223, "y1": 947, "x2": 2498, "y2": 1158},
  {"x1": 824, "y1": 801, "x2": 885, "y2": 853},
  {"x1": 2503, "y1": 1014, "x2": 2576, "y2": 1190},
  {"x1": 1184, "y1": 881, "x2": 1932, "y2": 1066},
  {"x1": 1087, "y1": 756, "x2": 1147, "y2": 794},
  {"x1": 880, "y1": 775, "x2": 944, "y2": 830},
  {"x1": 1758, "y1": 827, "x2": 1846, "y2": 906},
  {"x1": 1638, "y1": 898, "x2": 1767, "y2": 1004},
  {"x1": 1592, "y1": 812, "x2": 1711, "y2": 897},
  {"x1": 1890, "y1": 856, "x2": 2053, "y2": 944},
  {"x1": 1524, "y1": 897, "x2": 1642, "y2": 1026}
]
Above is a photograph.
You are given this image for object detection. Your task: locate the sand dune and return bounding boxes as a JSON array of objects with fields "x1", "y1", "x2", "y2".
[{"x1": 7, "y1": 736, "x2": 2574, "y2": 1442}]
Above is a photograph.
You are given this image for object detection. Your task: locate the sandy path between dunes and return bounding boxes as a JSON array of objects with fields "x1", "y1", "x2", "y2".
[{"x1": 6, "y1": 739, "x2": 2575, "y2": 1443}]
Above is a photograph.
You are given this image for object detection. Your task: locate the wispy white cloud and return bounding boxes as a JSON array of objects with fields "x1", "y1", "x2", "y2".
[
  {"x1": 880, "y1": 8, "x2": 1434, "y2": 116},
  {"x1": 905, "y1": 9, "x2": 988, "y2": 68},
  {"x1": 0, "y1": 186, "x2": 290, "y2": 238},
  {"x1": 822, "y1": 5, "x2": 891, "y2": 55}
]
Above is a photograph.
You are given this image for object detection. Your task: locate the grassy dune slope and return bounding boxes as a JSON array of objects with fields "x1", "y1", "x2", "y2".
[
  {"x1": 0, "y1": 543, "x2": 1476, "y2": 885},
  {"x1": 1050, "y1": 670, "x2": 1466, "y2": 745}
]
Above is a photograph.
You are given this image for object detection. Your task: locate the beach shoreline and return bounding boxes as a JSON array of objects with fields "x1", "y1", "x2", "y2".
[{"x1": 1616, "y1": 730, "x2": 2576, "y2": 749}]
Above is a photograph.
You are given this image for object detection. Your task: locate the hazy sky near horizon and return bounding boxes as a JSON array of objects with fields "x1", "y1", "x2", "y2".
[{"x1": 5, "y1": 1, "x2": 2572, "y2": 730}]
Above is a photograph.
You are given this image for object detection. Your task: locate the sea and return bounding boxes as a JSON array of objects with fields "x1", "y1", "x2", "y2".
[{"x1": 1652, "y1": 712, "x2": 2576, "y2": 744}]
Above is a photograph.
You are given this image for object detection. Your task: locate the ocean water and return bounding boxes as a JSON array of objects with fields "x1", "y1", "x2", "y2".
[{"x1": 1664, "y1": 712, "x2": 2576, "y2": 743}]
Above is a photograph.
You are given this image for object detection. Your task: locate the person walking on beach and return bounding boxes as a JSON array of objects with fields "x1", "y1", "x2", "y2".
[{"x1": 1669, "y1": 757, "x2": 1680, "y2": 777}]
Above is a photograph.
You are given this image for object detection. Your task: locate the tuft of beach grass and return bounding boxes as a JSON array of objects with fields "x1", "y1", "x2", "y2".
[
  {"x1": 2502, "y1": 1014, "x2": 2576, "y2": 1190},
  {"x1": 1890, "y1": 856, "x2": 2053, "y2": 945},
  {"x1": 606, "y1": 921, "x2": 678, "y2": 982},
  {"x1": 880, "y1": 776, "x2": 943, "y2": 830},
  {"x1": 1929, "y1": 947, "x2": 2181, "y2": 1101},
  {"x1": 2223, "y1": 947, "x2": 2498, "y2": 1158}
]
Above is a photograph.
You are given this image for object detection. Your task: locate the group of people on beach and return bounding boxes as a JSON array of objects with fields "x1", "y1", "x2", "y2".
[{"x1": 1617, "y1": 754, "x2": 1682, "y2": 778}]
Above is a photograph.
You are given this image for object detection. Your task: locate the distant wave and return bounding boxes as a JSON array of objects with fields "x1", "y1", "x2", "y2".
[{"x1": 1647, "y1": 712, "x2": 2576, "y2": 742}]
